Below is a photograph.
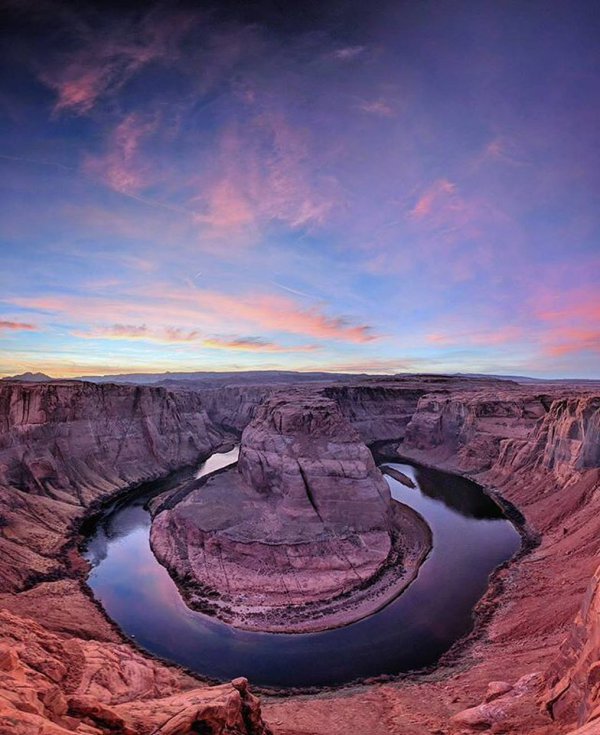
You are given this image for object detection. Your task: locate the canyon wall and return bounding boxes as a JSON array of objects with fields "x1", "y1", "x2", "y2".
[
  {"x1": 0, "y1": 376, "x2": 599, "y2": 735},
  {"x1": 545, "y1": 564, "x2": 600, "y2": 727},
  {"x1": 0, "y1": 381, "x2": 224, "y2": 590},
  {"x1": 322, "y1": 383, "x2": 428, "y2": 442},
  {"x1": 397, "y1": 388, "x2": 600, "y2": 734},
  {"x1": 198, "y1": 384, "x2": 278, "y2": 433},
  {"x1": 400, "y1": 387, "x2": 550, "y2": 472},
  {"x1": 0, "y1": 381, "x2": 272, "y2": 735},
  {"x1": 323, "y1": 376, "x2": 518, "y2": 445}
]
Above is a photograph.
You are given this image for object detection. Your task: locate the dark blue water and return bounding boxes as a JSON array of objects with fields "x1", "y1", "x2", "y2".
[{"x1": 83, "y1": 449, "x2": 520, "y2": 688}]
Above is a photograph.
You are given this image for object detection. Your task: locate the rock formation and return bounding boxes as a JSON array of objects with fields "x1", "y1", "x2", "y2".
[
  {"x1": 544, "y1": 559, "x2": 600, "y2": 727},
  {"x1": 150, "y1": 393, "x2": 431, "y2": 632},
  {"x1": 0, "y1": 610, "x2": 270, "y2": 735},
  {"x1": 0, "y1": 375, "x2": 598, "y2": 734},
  {"x1": 0, "y1": 381, "x2": 225, "y2": 592}
]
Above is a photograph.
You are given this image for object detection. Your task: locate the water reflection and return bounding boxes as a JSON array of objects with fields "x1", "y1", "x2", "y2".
[
  {"x1": 83, "y1": 451, "x2": 520, "y2": 688},
  {"x1": 402, "y1": 463, "x2": 505, "y2": 519}
]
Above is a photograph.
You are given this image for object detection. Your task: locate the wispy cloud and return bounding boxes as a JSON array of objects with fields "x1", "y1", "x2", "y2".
[
  {"x1": 73, "y1": 324, "x2": 199, "y2": 343},
  {"x1": 73, "y1": 325, "x2": 319, "y2": 352},
  {"x1": 544, "y1": 328, "x2": 600, "y2": 357},
  {"x1": 426, "y1": 325, "x2": 524, "y2": 347},
  {"x1": 409, "y1": 179, "x2": 457, "y2": 220},
  {"x1": 332, "y1": 46, "x2": 366, "y2": 61},
  {"x1": 197, "y1": 292, "x2": 377, "y2": 343},
  {"x1": 38, "y1": 7, "x2": 194, "y2": 115},
  {"x1": 9, "y1": 286, "x2": 377, "y2": 345},
  {"x1": 84, "y1": 113, "x2": 157, "y2": 194},
  {"x1": 0, "y1": 320, "x2": 37, "y2": 332},
  {"x1": 534, "y1": 287, "x2": 600, "y2": 357},
  {"x1": 359, "y1": 99, "x2": 395, "y2": 117},
  {"x1": 192, "y1": 113, "x2": 337, "y2": 239},
  {"x1": 203, "y1": 336, "x2": 319, "y2": 353}
]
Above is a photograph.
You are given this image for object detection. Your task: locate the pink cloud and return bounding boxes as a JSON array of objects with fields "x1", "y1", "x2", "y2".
[
  {"x1": 203, "y1": 337, "x2": 319, "y2": 353},
  {"x1": 544, "y1": 328, "x2": 600, "y2": 357},
  {"x1": 195, "y1": 179, "x2": 256, "y2": 231},
  {"x1": 50, "y1": 68, "x2": 111, "y2": 116},
  {"x1": 39, "y1": 9, "x2": 195, "y2": 115},
  {"x1": 534, "y1": 288, "x2": 600, "y2": 357},
  {"x1": 10, "y1": 287, "x2": 376, "y2": 345},
  {"x1": 409, "y1": 179, "x2": 457, "y2": 220},
  {"x1": 473, "y1": 136, "x2": 530, "y2": 169},
  {"x1": 0, "y1": 320, "x2": 37, "y2": 332},
  {"x1": 78, "y1": 106, "x2": 336, "y2": 248},
  {"x1": 192, "y1": 113, "x2": 336, "y2": 239},
  {"x1": 84, "y1": 113, "x2": 157, "y2": 194},
  {"x1": 536, "y1": 293, "x2": 600, "y2": 324},
  {"x1": 426, "y1": 325, "x2": 524, "y2": 347},
  {"x1": 377, "y1": 177, "x2": 519, "y2": 283},
  {"x1": 192, "y1": 292, "x2": 376, "y2": 344},
  {"x1": 74, "y1": 324, "x2": 200, "y2": 343}
]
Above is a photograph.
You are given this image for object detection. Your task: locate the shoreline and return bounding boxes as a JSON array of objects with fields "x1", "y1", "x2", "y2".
[
  {"x1": 151, "y1": 495, "x2": 433, "y2": 634},
  {"x1": 9, "y1": 436, "x2": 529, "y2": 698}
]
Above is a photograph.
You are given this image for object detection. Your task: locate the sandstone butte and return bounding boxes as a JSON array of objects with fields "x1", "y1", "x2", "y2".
[
  {"x1": 0, "y1": 375, "x2": 597, "y2": 735},
  {"x1": 149, "y1": 393, "x2": 431, "y2": 632}
]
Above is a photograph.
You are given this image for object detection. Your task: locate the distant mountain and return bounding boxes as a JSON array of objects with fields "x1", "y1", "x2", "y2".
[
  {"x1": 453, "y1": 372, "x2": 600, "y2": 385},
  {"x1": 1, "y1": 371, "x2": 53, "y2": 382},
  {"x1": 74, "y1": 370, "x2": 364, "y2": 387},
  {"x1": 3, "y1": 369, "x2": 596, "y2": 387}
]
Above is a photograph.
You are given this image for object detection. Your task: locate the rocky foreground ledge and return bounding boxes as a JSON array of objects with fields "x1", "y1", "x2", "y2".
[{"x1": 150, "y1": 393, "x2": 431, "y2": 632}]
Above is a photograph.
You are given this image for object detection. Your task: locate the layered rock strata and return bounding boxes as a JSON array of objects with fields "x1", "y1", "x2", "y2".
[
  {"x1": 150, "y1": 393, "x2": 431, "y2": 632},
  {"x1": 0, "y1": 377, "x2": 599, "y2": 734},
  {"x1": 0, "y1": 381, "x2": 272, "y2": 734},
  {"x1": 0, "y1": 381, "x2": 224, "y2": 591}
]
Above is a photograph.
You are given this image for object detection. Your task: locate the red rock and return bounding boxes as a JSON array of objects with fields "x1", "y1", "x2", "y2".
[
  {"x1": 0, "y1": 376, "x2": 599, "y2": 735},
  {"x1": 150, "y1": 393, "x2": 431, "y2": 632},
  {"x1": 485, "y1": 681, "x2": 513, "y2": 702}
]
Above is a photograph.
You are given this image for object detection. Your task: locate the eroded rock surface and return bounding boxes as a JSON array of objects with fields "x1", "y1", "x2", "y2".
[
  {"x1": 151, "y1": 393, "x2": 431, "y2": 631},
  {"x1": 0, "y1": 611, "x2": 270, "y2": 735},
  {"x1": 0, "y1": 381, "x2": 225, "y2": 592},
  {"x1": 545, "y1": 562, "x2": 600, "y2": 727},
  {"x1": 0, "y1": 376, "x2": 599, "y2": 735}
]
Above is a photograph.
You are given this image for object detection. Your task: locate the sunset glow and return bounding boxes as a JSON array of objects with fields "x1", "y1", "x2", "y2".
[{"x1": 1, "y1": 1, "x2": 599, "y2": 378}]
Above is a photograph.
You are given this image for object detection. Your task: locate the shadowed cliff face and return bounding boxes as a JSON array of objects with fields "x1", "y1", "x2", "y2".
[
  {"x1": 527, "y1": 397, "x2": 600, "y2": 475},
  {"x1": 0, "y1": 382, "x2": 224, "y2": 591},
  {"x1": 400, "y1": 390, "x2": 550, "y2": 472}
]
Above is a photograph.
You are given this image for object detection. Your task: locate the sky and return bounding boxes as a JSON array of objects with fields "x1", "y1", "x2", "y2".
[{"x1": 0, "y1": 0, "x2": 599, "y2": 379}]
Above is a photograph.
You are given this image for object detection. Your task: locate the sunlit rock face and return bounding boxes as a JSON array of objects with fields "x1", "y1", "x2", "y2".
[
  {"x1": 544, "y1": 563, "x2": 600, "y2": 727},
  {"x1": 150, "y1": 393, "x2": 430, "y2": 632}
]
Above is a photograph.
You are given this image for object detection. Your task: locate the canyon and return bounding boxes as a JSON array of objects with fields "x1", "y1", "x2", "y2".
[{"x1": 0, "y1": 374, "x2": 598, "y2": 734}]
